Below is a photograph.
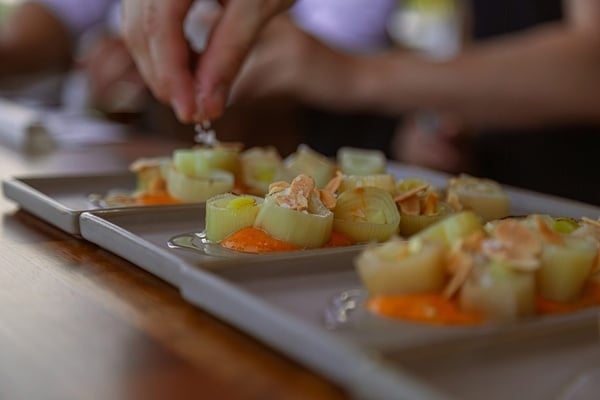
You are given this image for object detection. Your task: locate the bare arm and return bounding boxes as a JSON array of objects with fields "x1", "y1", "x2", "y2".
[
  {"x1": 354, "y1": 0, "x2": 600, "y2": 128},
  {"x1": 0, "y1": 2, "x2": 72, "y2": 77}
]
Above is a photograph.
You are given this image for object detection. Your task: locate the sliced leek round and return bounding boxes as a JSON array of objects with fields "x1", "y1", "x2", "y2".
[
  {"x1": 399, "y1": 201, "x2": 454, "y2": 237},
  {"x1": 459, "y1": 261, "x2": 536, "y2": 321},
  {"x1": 166, "y1": 165, "x2": 234, "y2": 202},
  {"x1": 411, "y1": 211, "x2": 483, "y2": 248},
  {"x1": 173, "y1": 147, "x2": 239, "y2": 178},
  {"x1": 337, "y1": 147, "x2": 386, "y2": 176},
  {"x1": 129, "y1": 157, "x2": 170, "y2": 195},
  {"x1": 240, "y1": 146, "x2": 282, "y2": 196},
  {"x1": 205, "y1": 193, "x2": 263, "y2": 242},
  {"x1": 333, "y1": 187, "x2": 400, "y2": 243},
  {"x1": 275, "y1": 144, "x2": 335, "y2": 188},
  {"x1": 253, "y1": 194, "x2": 333, "y2": 248},
  {"x1": 355, "y1": 238, "x2": 446, "y2": 295},
  {"x1": 537, "y1": 236, "x2": 597, "y2": 302},
  {"x1": 446, "y1": 174, "x2": 510, "y2": 222},
  {"x1": 339, "y1": 174, "x2": 396, "y2": 194}
]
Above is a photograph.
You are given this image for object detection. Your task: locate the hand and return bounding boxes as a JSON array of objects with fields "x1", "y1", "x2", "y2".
[
  {"x1": 393, "y1": 113, "x2": 473, "y2": 173},
  {"x1": 121, "y1": 0, "x2": 295, "y2": 123},
  {"x1": 231, "y1": 17, "x2": 361, "y2": 111}
]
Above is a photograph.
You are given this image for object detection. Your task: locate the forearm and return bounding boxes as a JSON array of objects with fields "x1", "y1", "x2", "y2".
[
  {"x1": 0, "y1": 2, "x2": 72, "y2": 77},
  {"x1": 353, "y1": 24, "x2": 600, "y2": 129}
]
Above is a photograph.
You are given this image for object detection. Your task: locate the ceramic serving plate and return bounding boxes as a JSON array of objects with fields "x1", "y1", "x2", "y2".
[
  {"x1": 2, "y1": 172, "x2": 137, "y2": 235},
  {"x1": 78, "y1": 184, "x2": 600, "y2": 399},
  {"x1": 4, "y1": 160, "x2": 598, "y2": 235}
]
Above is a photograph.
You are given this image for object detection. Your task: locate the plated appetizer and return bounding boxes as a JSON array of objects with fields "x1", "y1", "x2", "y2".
[
  {"x1": 205, "y1": 174, "x2": 354, "y2": 254},
  {"x1": 355, "y1": 214, "x2": 600, "y2": 325},
  {"x1": 193, "y1": 167, "x2": 515, "y2": 256},
  {"x1": 446, "y1": 174, "x2": 510, "y2": 222}
]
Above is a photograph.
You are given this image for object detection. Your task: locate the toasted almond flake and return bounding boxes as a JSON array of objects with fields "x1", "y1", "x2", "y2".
[
  {"x1": 534, "y1": 215, "x2": 564, "y2": 245},
  {"x1": 443, "y1": 249, "x2": 473, "y2": 299},
  {"x1": 483, "y1": 220, "x2": 542, "y2": 271},
  {"x1": 290, "y1": 174, "x2": 315, "y2": 198},
  {"x1": 324, "y1": 170, "x2": 343, "y2": 194},
  {"x1": 494, "y1": 219, "x2": 541, "y2": 256},
  {"x1": 272, "y1": 175, "x2": 315, "y2": 211},
  {"x1": 268, "y1": 181, "x2": 289, "y2": 195},
  {"x1": 398, "y1": 195, "x2": 421, "y2": 216},
  {"x1": 422, "y1": 192, "x2": 439, "y2": 216},
  {"x1": 394, "y1": 184, "x2": 429, "y2": 203},
  {"x1": 318, "y1": 189, "x2": 337, "y2": 210}
]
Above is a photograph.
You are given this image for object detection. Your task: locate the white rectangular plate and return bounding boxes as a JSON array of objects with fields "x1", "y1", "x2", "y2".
[
  {"x1": 78, "y1": 162, "x2": 600, "y2": 400},
  {"x1": 2, "y1": 172, "x2": 137, "y2": 234},
  {"x1": 4, "y1": 161, "x2": 597, "y2": 235}
]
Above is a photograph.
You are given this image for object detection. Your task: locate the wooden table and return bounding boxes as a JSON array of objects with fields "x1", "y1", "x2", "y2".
[{"x1": 0, "y1": 135, "x2": 347, "y2": 400}]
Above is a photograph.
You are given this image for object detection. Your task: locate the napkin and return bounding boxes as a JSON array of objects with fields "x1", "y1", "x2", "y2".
[{"x1": 0, "y1": 98, "x2": 128, "y2": 153}]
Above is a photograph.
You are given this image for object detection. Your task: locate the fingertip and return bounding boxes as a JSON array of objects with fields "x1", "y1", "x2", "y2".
[
  {"x1": 172, "y1": 94, "x2": 194, "y2": 123},
  {"x1": 201, "y1": 84, "x2": 228, "y2": 120}
]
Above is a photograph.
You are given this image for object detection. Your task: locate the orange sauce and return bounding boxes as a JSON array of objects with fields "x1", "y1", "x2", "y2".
[
  {"x1": 220, "y1": 227, "x2": 354, "y2": 254},
  {"x1": 367, "y1": 294, "x2": 483, "y2": 326},
  {"x1": 536, "y1": 282, "x2": 600, "y2": 314},
  {"x1": 221, "y1": 227, "x2": 300, "y2": 253},
  {"x1": 325, "y1": 231, "x2": 355, "y2": 248},
  {"x1": 368, "y1": 281, "x2": 600, "y2": 326},
  {"x1": 135, "y1": 193, "x2": 181, "y2": 205}
]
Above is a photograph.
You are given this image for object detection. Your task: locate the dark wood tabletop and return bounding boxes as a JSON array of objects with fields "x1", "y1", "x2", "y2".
[{"x1": 0, "y1": 134, "x2": 347, "y2": 400}]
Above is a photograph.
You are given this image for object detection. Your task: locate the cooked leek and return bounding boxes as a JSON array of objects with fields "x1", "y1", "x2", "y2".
[
  {"x1": 338, "y1": 174, "x2": 396, "y2": 194},
  {"x1": 166, "y1": 165, "x2": 234, "y2": 202},
  {"x1": 129, "y1": 157, "x2": 170, "y2": 195},
  {"x1": 205, "y1": 194, "x2": 263, "y2": 242},
  {"x1": 275, "y1": 144, "x2": 335, "y2": 188},
  {"x1": 253, "y1": 193, "x2": 333, "y2": 248},
  {"x1": 397, "y1": 178, "x2": 439, "y2": 195},
  {"x1": 411, "y1": 211, "x2": 483, "y2": 248},
  {"x1": 537, "y1": 236, "x2": 597, "y2": 302},
  {"x1": 446, "y1": 174, "x2": 510, "y2": 222},
  {"x1": 399, "y1": 201, "x2": 454, "y2": 237},
  {"x1": 337, "y1": 147, "x2": 386, "y2": 176},
  {"x1": 239, "y1": 146, "x2": 282, "y2": 196},
  {"x1": 355, "y1": 238, "x2": 446, "y2": 295},
  {"x1": 173, "y1": 147, "x2": 239, "y2": 177},
  {"x1": 333, "y1": 187, "x2": 400, "y2": 243},
  {"x1": 460, "y1": 261, "x2": 536, "y2": 321}
]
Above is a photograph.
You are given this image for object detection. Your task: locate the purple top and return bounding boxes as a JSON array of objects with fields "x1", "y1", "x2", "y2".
[
  {"x1": 35, "y1": 0, "x2": 118, "y2": 37},
  {"x1": 291, "y1": 0, "x2": 397, "y2": 53}
]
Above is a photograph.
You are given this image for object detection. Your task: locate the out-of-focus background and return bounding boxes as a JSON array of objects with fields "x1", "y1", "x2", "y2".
[{"x1": 0, "y1": 0, "x2": 598, "y2": 204}]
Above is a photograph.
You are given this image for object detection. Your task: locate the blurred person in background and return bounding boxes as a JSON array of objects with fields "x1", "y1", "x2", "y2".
[
  {"x1": 227, "y1": 0, "x2": 600, "y2": 204},
  {"x1": 0, "y1": 0, "x2": 148, "y2": 116},
  {"x1": 121, "y1": 0, "x2": 401, "y2": 153}
]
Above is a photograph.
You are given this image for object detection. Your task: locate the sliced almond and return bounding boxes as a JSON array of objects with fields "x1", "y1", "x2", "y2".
[
  {"x1": 422, "y1": 192, "x2": 439, "y2": 216},
  {"x1": 319, "y1": 189, "x2": 337, "y2": 210},
  {"x1": 394, "y1": 183, "x2": 429, "y2": 203},
  {"x1": 398, "y1": 195, "x2": 421, "y2": 216},
  {"x1": 443, "y1": 249, "x2": 473, "y2": 299},
  {"x1": 268, "y1": 181, "x2": 290, "y2": 195},
  {"x1": 324, "y1": 170, "x2": 343, "y2": 195}
]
